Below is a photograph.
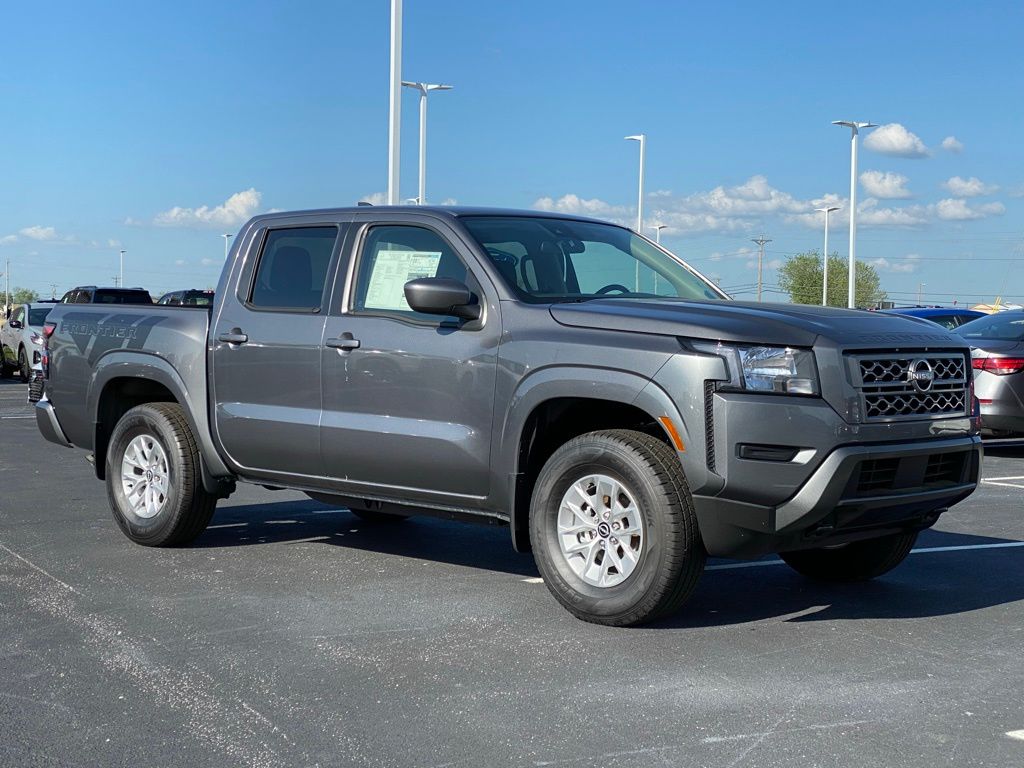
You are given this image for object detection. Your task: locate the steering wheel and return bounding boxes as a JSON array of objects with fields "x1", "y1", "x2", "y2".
[{"x1": 595, "y1": 283, "x2": 631, "y2": 295}]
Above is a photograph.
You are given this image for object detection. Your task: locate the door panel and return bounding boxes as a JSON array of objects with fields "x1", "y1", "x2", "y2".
[
  {"x1": 320, "y1": 222, "x2": 499, "y2": 499},
  {"x1": 212, "y1": 224, "x2": 342, "y2": 478}
]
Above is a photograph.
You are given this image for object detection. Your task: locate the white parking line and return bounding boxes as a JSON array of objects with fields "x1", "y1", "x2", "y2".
[
  {"x1": 985, "y1": 476, "x2": 1024, "y2": 481},
  {"x1": 983, "y1": 480, "x2": 1024, "y2": 489},
  {"x1": 1006, "y1": 730, "x2": 1024, "y2": 742}
]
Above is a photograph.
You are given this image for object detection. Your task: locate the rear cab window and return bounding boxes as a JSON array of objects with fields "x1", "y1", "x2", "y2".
[{"x1": 248, "y1": 226, "x2": 340, "y2": 311}]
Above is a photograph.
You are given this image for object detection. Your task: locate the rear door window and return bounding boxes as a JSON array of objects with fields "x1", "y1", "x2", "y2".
[{"x1": 249, "y1": 227, "x2": 339, "y2": 311}]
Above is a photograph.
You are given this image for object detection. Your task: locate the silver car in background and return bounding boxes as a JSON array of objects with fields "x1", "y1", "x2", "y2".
[
  {"x1": 1, "y1": 301, "x2": 58, "y2": 382},
  {"x1": 958, "y1": 311, "x2": 1024, "y2": 436}
]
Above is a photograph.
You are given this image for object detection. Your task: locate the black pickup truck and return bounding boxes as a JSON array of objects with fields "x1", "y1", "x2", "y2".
[{"x1": 34, "y1": 206, "x2": 982, "y2": 625}]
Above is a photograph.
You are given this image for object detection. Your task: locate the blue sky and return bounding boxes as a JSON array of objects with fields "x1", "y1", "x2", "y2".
[{"x1": 2, "y1": 0, "x2": 1021, "y2": 305}]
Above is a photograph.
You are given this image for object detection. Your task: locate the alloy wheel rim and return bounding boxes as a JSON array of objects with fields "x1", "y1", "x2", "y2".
[
  {"x1": 120, "y1": 434, "x2": 171, "y2": 519},
  {"x1": 556, "y1": 473, "x2": 644, "y2": 588}
]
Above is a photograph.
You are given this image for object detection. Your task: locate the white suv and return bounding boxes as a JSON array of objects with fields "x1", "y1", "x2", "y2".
[{"x1": 1, "y1": 301, "x2": 57, "y2": 382}]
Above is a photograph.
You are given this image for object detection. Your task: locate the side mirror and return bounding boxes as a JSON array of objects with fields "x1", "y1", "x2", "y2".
[
  {"x1": 404, "y1": 277, "x2": 481, "y2": 321},
  {"x1": 8, "y1": 319, "x2": 22, "y2": 330}
]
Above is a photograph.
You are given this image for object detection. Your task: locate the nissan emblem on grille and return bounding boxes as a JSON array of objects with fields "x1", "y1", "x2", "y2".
[
  {"x1": 907, "y1": 359, "x2": 935, "y2": 392},
  {"x1": 853, "y1": 353, "x2": 968, "y2": 420}
]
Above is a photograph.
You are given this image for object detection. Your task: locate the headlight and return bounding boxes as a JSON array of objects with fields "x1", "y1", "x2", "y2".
[{"x1": 695, "y1": 342, "x2": 819, "y2": 395}]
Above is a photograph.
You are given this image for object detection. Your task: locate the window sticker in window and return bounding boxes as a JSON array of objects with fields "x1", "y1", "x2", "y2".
[{"x1": 363, "y1": 249, "x2": 442, "y2": 311}]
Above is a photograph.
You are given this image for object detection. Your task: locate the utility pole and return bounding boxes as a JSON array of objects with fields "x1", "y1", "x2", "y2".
[
  {"x1": 752, "y1": 235, "x2": 771, "y2": 302},
  {"x1": 119, "y1": 249, "x2": 126, "y2": 287},
  {"x1": 917, "y1": 282, "x2": 926, "y2": 304},
  {"x1": 4, "y1": 258, "x2": 9, "y2": 316},
  {"x1": 112, "y1": 276, "x2": 121, "y2": 288},
  {"x1": 815, "y1": 206, "x2": 840, "y2": 306},
  {"x1": 50, "y1": 282, "x2": 58, "y2": 299}
]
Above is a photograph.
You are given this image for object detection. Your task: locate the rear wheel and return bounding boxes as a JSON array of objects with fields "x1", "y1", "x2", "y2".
[
  {"x1": 780, "y1": 530, "x2": 918, "y2": 582},
  {"x1": 529, "y1": 429, "x2": 705, "y2": 627},
  {"x1": 105, "y1": 402, "x2": 217, "y2": 546},
  {"x1": 18, "y1": 346, "x2": 29, "y2": 383}
]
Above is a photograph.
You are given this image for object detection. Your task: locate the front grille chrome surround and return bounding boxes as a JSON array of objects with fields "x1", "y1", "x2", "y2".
[{"x1": 848, "y1": 352, "x2": 969, "y2": 421}]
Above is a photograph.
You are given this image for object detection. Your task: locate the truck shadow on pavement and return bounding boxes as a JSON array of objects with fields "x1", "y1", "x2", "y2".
[
  {"x1": 661, "y1": 528, "x2": 1024, "y2": 628},
  {"x1": 199, "y1": 498, "x2": 1023, "y2": 626}
]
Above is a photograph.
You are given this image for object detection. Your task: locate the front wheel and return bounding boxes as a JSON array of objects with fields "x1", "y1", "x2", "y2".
[
  {"x1": 530, "y1": 429, "x2": 705, "y2": 627},
  {"x1": 780, "y1": 530, "x2": 918, "y2": 582},
  {"x1": 105, "y1": 402, "x2": 217, "y2": 546}
]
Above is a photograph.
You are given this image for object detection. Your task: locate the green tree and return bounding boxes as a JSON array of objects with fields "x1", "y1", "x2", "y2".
[
  {"x1": 11, "y1": 287, "x2": 40, "y2": 305},
  {"x1": 777, "y1": 251, "x2": 886, "y2": 308}
]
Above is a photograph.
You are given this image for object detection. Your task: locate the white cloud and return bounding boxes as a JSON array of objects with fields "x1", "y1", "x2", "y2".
[
  {"x1": 871, "y1": 254, "x2": 921, "y2": 273},
  {"x1": 175, "y1": 259, "x2": 187, "y2": 267},
  {"x1": 858, "y1": 198, "x2": 929, "y2": 227},
  {"x1": 200, "y1": 258, "x2": 218, "y2": 267},
  {"x1": 154, "y1": 188, "x2": 262, "y2": 228},
  {"x1": 439, "y1": 197, "x2": 458, "y2": 206},
  {"x1": 863, "y1": 123, "x2": 929, "y2": 158},
  {"x1": 358, "y1": 192, "x2": 387, "y2": 206},
  {"x1": 933, "y1": 198, "x2": 1005, "y2": 221},
  {"x1": 0, "y1": 235, "x2": 17, "y2": 245},
  {"x1": 941, "y1": 136, "x2": 964, "y2": 153},
  {"x1": 860, "y1": 170, "x2": 912, "y2": 199},
  {"x1": 20, "y1": 225, "x2": 58, "y2": 241},
  {"x1": 942, "y1": 176, "x2": 998, "y2": 197},
  {"x1": 107, "y1": 238, "x2": 122, "y2": 248},
  {"x1": 533, "y1": 193, "x2": 630, "y2": 218}
]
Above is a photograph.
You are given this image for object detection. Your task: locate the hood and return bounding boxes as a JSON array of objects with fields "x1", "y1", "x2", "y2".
[{"x1": 549, "y1": 299, "x2": 967, "y2": 349}]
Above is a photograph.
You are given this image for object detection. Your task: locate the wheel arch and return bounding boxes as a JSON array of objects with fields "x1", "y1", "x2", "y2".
[
  {"x1": 499, "y1": 367, "x2": 691, "y2": 552},
  {"x1": 89, "y1": 353, "x2": 233, "y2": 495}
]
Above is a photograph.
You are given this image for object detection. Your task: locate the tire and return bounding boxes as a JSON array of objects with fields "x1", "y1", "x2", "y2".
[
  {"x1": 0, "y1": 348, "x2": 11, "y2": 379},
  {"x1": 780, "y1": 530, "x2": 918, "y2": 582},
  {"x1": 529, "y1": 429, "x2": 705, "y2": 627},
  {"x1": 18, "y1": 346, "x2": 29, "y2": 383},
  {"x1": 350, "y1": 508, "x2": 409, "y2": 524},
  {"x1": 105, "y1": 402, "x2": 217, "y2": 547}
]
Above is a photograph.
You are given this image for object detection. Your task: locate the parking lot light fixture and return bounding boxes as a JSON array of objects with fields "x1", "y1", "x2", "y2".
[
  {"x1": 222, "y1": 234, "x2": 233, "y2": 260},
  {"x1": 402, "y1": 82, "x2": 453, "y2": 206},
  {"x1": 832, "y1": 120, "x2": 877, "y2": 308},
  {"x1": 815, "y1": 206, "x2": 840, "y2": 306},
  {"x1": 651, "y1": 224, "x2": 667, "y2": 245},
  {"x1": 119, "y1": 249, "x2": 126, "y2": 287},
  {"x1": 625, "y1": 134, "x2": 646, "y2": 291}
]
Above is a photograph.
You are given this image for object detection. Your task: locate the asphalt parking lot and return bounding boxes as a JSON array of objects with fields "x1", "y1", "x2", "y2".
[{"x1": 2, "y1": 378, "x2": 1023, "y2": 768}]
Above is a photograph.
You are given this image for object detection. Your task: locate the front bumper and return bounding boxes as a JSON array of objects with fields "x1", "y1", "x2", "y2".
[{"x1": 694, "y1": 434, "x2": 982, "y2": 558}]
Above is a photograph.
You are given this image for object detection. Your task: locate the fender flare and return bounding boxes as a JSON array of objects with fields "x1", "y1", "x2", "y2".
[
  {"x1": 497, "y1": 365, "x2": 690, "y2": 551},
  {"x1": 89, "y1": 352, "x2": 234, "y2": 495}
]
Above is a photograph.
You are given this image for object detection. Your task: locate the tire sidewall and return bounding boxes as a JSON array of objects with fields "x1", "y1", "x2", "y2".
[
  {"x1": 531, "y1": 440, "x2": 671, "y2": 619},
  {"x1": 106, "y1": 409, "x2": 183, "y2": 543},
  {"x1": 18, "y1": 347, "x2": 29, "y2": 382}
]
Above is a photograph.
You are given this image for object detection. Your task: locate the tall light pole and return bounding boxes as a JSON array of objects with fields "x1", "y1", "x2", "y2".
[
  {"x1": 751, "y1": 236, "x2": 771, "y2": 302},
  {"x1": 815, "y1": 205, "x2": 840, "y2": 306},
  {"x1": 222, "y1": 233, "x2": 233, "y2": 260},
  {"x1": 832, "y1": 120, "x2": 876, "y2": 308},
  {"x1": 387, "y1": 0, "x2": 403, "y2": 205},
  {"x1": 119, "y1": 249, "x2": 126, "y2": 287},
  {"x1": 401, "y1": 81, "x2": 453, "y2": 206},
  {"x1": 625, "y1": 134, "x2": 646, "y2": 291}
]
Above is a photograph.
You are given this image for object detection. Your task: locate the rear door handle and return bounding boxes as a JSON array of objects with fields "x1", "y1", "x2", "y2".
[
  {"x1": 217, "y1": 330, "x2": 249, "y2": 345},
  {"x1": 326, "y1": 336, "x2": 361, "y2": 351}
]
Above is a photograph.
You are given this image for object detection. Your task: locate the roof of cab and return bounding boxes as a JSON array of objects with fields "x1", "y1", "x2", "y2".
[{"x1": 246, "y1": 205, "x2": 617, "y2": 228}]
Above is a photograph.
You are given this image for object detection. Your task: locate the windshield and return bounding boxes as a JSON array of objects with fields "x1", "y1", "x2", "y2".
[
  {"x1": 28, "y1": 307, "x2": 53, "y2": 326},
  {"x1": 461, "y1": 216, "x2": 726, "y2": 303},
  {"x1": 957, "y1": 312, "x2": 1024, "y2": 341}
]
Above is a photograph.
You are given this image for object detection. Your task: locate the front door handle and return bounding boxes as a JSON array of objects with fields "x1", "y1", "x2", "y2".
[
  {"x1": 326, "y1": 336, "x2": 361, "y2": 351},
  {"x1": 217, "y1": 330, "x2": 249, "y2": 345}
]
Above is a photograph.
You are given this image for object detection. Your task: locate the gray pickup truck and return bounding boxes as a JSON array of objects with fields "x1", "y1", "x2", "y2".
[{"x1": 34, "y1": 206, "x2": 982, "y2": 625}]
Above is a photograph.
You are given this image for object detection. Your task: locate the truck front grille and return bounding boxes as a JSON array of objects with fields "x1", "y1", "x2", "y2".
[{"x1": 850, "y1": 353, "x2": 969, "y2": 421}]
